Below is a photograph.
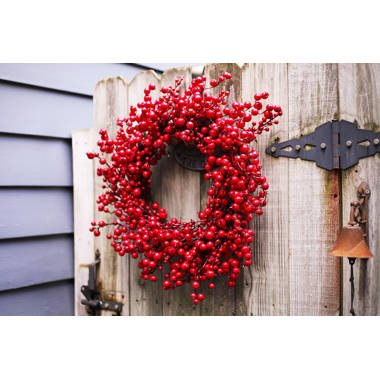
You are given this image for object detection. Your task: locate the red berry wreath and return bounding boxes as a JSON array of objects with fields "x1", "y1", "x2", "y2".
[{"x1": 87, "y1": 72, "x2": 282, "y2": 304}]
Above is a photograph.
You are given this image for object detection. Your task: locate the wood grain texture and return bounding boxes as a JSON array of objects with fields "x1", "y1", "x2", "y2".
[
  {"x1": 241, "y1": 63, "x2": 290, "y2": 315},
  {"x1": 128, "y1": 71, "x2": 163, "y2": 316},
  {"x1": 160, "y1": 67, "x2": 201, "y2": 316},
  {"x1": 202, "y1": 63, "x2": 244, "y2": 315},
  {"x1": 288, "y1": 63, "x2": 340, "y2": 315},
  {"x1": 198, "y1": 161, "x2": 215, "y2": 316},
  {"x1": 93, "y1": 77, "x2": 129, "y2": 315},
  {"x1": 339, "y1": 63, "x2": 380, "y2": 315},
  {"x1": 73, "y1": 129, "x2": 95, "y2": 315}
]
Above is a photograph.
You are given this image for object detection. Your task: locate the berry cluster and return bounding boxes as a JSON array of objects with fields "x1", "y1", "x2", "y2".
[{"x1": 87, "y1": 72, "x2": 282, "y2": 304}]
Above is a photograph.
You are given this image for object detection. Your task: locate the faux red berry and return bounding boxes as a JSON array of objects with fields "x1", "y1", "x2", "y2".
[{"x1": 192, "y1": 281, "x2": 200, "y2": 289}]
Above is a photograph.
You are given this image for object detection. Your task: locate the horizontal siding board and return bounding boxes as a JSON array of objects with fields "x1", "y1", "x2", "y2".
[
  {"x1": 0, "y1": 63, "x2": 155, "y2": 96},
  {"x1": 0, "y1": 82, "x2": 92, "y2": 138},
  {"x1": 0, "y1": 280, "x2": 74, "y2": 316},
  {"x1": 0, "y1": 234, "x2": 74, "y2": 291},
  {"x1": 0, "y1": 134, "x2": 73, "y2": 186},
  {"x1": 0, "y1": 188, "x2": 73, "y2": 239},
  {"x1": 0, "y1": 63, "x2": 201, "y2": 96}
]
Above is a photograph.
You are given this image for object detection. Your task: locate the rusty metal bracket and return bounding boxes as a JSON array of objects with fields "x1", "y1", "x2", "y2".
[
  {"x1": 265, "y1": 120, "x2": 380, "y2": 170},
  {"x1": 346, "y1": 183, "x2": 371, "y2": 317},
  {"x1": 80, "y1": 250, "x2": 123, "y2": 316},
  {"x1": 349, "y1": 182, "x2": 370, "y2": 242}
]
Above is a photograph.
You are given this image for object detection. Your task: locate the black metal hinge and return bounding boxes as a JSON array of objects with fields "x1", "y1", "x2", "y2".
[
  {"x1": 80, "y1": 250, "x2": 123, "y2": 316},
  {"x1": 265, "y1": 120, "x2": 380, "y2": 170}
]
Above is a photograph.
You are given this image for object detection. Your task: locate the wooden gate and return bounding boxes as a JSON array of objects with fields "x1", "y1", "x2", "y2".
[{"x1": 73, "y1": 63, "x2": 380, "y2": 316}]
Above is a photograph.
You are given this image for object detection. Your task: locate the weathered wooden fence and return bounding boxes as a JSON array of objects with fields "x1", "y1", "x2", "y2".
[{"x1": 73, "y1": 63, "x2": 380, "y2": 316}]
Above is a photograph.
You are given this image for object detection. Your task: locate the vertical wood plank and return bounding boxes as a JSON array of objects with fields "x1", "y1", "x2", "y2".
[
  {"x1": 241, "y1": 63, "x2": 290, "y2": 315},
  {"x1": 72, "y1": 128, "x2": 94, "y2": 316},
  {"x1": 127, "y1": 71, "x2": 164, "y2": 316},
  {"x1": 339, "y1": 63, "x2": 380, "y2": 315},
  {"x1": 203, "y1": 63, "x2": 243, "y2": 315},
  {"x1": 288, "y1": 63, "x2": 340, "y2": 315},
  {"x1": 198, "y1": 161, "x2": 215, "y2": 315},
  {"x1": 93, "y1": 77, "x2": 130, "y2": 315},
  {"x1": 160, "y1": 66, "x2": 201, "y2": 316}
]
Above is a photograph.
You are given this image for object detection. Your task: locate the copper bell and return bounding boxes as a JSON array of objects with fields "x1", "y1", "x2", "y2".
[
  {"x1": 329, "y1": 183, "x2": 373, "y2": 316},
  {"x1": 330, "y1": 183, "x2": 374, "y2": 259},
  {"x1": 329, "y1": 225, "x2": 373, "y2": 259}
]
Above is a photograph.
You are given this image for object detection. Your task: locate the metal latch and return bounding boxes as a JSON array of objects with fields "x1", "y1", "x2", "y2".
[
  {"x1": 80, "y1": 250, "x2": 123, "y2": 316},
  {"x1": 265, "y1": 120, "x2": 380, "y2": 170}
]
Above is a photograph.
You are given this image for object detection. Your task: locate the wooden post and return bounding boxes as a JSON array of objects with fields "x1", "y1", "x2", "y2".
[
  {"x1": 159, "y1": 66, "x2": 200, "y2": 316},
  {"x1": 241, "y1": 63, "x2": 290, "y2": 315},
  {"x1": 93, "y1": 77, "x2": 129, "y2": 315},
  {"x1": 287, "y1": 64, "x2": 340, "y2": 315},
  {"x1": 73, "y1": 129, "x2": 94, "y2": 316},
  {"x1": 239, "y1": 64, "x2": 341, "y2": 315},
  {"x1": 203, "y1": 63, "x2": 243, "y2": 315},
  {"x1": 339, "y1": 63, "x2": 380, "y2": 315},
  {"x1": 128, "y1": 71, "x2": 163, "y2": 316}
]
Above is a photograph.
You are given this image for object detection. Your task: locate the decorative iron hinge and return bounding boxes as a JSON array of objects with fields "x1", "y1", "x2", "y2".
[
  {"x1": 265, "y1": 120, "x2": 380, "y2": 170},
  {"x1": 80, "y1": 250, "x2": 123, "y2": 316}
]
